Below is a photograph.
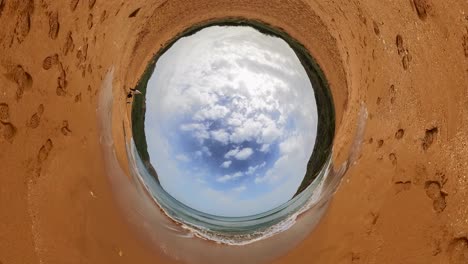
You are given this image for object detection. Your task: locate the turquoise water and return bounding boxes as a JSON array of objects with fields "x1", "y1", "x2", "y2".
[
  {"x1": 127, "y1": 19, "x2": 337, "y2": 245},
  {"x1": 128, "y1": 139, "x2": 332, "y2": 244}
]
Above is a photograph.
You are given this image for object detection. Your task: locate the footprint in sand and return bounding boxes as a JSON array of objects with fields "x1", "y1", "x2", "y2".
[
  {"x1": 413, "y1": 0, "x2": 431, "y2": 20},
  {"x1": 0, "y1": 103, "x2": 16, "y2": 141},
  {"x1": 0, "y1": 103, "x2": 9, "y2": 122},
  {"x1": 74, "y1": 93, "x2": 82, "y2": 103},
  {"x1": 395, "y1": 129, "x2": 405, "y2": 139},
  {"x1": 56, "y1": 63, "x2": 68, "y2": 96},
  {"x1": 70, "y1": 0, "x2": 80, "y2": 11},
  {"x1": 377, "y1": 139, "x2": 384, "y2": 148},
  {"x1": 76, "y1": 40, "x2": 90, "y2": 77},
  {"x1": 43, "y1": 54, "x2": 59, "y2": 70},
  {"x1": 395, "y1": 34, "x2": 412, "y2": 70},
  {"x1": 424, "y1": 180, "x2": 447, "y2": 213},
  {"x1": 463, "y1": 29, "x2": 468, "y2": 58},
  {"x1": 0, "y1": 0, "x2": 5, "y2": 17},
  {"x1": 372, "y1": 20, "x2": 380, "y2": 36},
  {"x1": 48, "y1": 11, "x2": 60, "y2": 40},
  {"x1": 61, "y1": 120, "x2": 72, "y2": 136},
  {"x1": 1, "y1": 122, "x2": 17, "y2": 142},
  {"x1": 396, "y1": 35, "x2": 405, "y2": 55},
  {"x1": 87, "y1": 13, "x2": 94, "y2": 29},
  {"x1": 37, "y1": 139, "x2": 53, "y2": 163},
  {"x1": 129, "y1": 8, "x2": 141, "y2": 18},
  {"x1": 422, "y1": 127, "x2": 438, "y2": 151},
  {"x1": 100, "y1": 10, "x2": 108, "y2": 23},
  {"x1": 76, "y1": 42, "x2": 89, "y2": 65},
  {"x1": 5, "y1": 64, "x2": 33, "y2": 100},
  {"x1": 13, "y1": 0, "x2": 34, "y2": 43},
  {"x1": 389, "y1": 153, "x2": 397, "y2": 166},
  {"x1": 402, "y1": 54, "x2": 412, "y2": 70},
  {"x1": 27, "y1": 104, "x2": 44, "y2": 129},
  {"x1": 63, "y1": 31, "x2": 75, "y2": 56},
  {"x1": 89, "y1": 0, "x2": 96, "y2": 10},
  {"x1": 394, "y1": 181, "x2": 412, "y2": 193},
  {"x1": 32, "y1": 139, "x2": 53, "y2": 180}
]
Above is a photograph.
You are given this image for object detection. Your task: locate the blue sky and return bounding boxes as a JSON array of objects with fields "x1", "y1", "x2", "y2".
[{"x1": 144, "y1": 26, "x2": 318, "y2": 217}]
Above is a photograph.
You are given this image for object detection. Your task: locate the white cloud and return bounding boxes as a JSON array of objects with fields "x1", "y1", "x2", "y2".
[
  {"x1": 201, "y1": 146, "x2": 212, "y2": 156},
  {"x1": 175, "y1": 154, "x2": 190, "y2": 162},
  {"x1": 255, "y1": 155, "x2": 289, "y2": 184},
  {"x1": 261, "y1": 122, "x2": 282, "y2": 143},
  {"x1": 226, "y1": 112, "x2": 245, "y2": 127},
  {"x1": 230, "y1": 119, "x2": 262, "y2": 143},
  {"x1": 220, "y1": 160, "x2": 232, "y2": 168},
  {"x1": 217, "y1": 171, "x2": 244, "y2": 183},
  {"x1": 279, "y1": 134, "x2": 302, "y2": 154},
  {"x1": 144, "y1": 25, "x2": 319, "y2": 217},
  {"x1": 224, "y1": 147, "x2": 255, "y2": 160},
  {"x1": 224, "y1": 147, "x2": 239, "y2": 159},
  {"x1": 255, "y1": 134, "x2": 309, "y2": 185},
  {"x1": 180, "y1": 123, "x2": 205, "y2": 131},
  {"x1": 194, "y1": 105, "x2": 229, "y2": 121},
  {"x1": 180, "y1": 123, "x2": 210, "y2": 143},
  {"x1": 259, "y1": 144, "x2": 270, "y2": 153},
  {"x1": 246, "y1": 162, "x2": 267, "y2": 175},
  {"x1": 211, "y1": 129, "x2": 230, "y2": 144},
  {"x1": 194, "y1": 130, "x2": 210, "y2": 142},
  {"x1": 235, "y1": 147, "x2": 253, "y2": 160},
  {"x1": 233, "y1": 185, "x2": 247, "y2": 192}
]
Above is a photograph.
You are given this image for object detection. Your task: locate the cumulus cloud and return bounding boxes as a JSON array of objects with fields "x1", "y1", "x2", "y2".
[
  {"x1": 233, "y1": 185, "x2": 247, "y2": 192},
  {"x1": 180, "y1": 123, "x2": 204, "y2": 131},
  {"x1": 224, "y1": 147, "x2": 240, "y2": 159},
  {"x1": 217, "y1": 171, "x2": 244, "y2": 183},
  {"x1": 211, "y1": 129, "x2": 230, "y2": 144},
  {"x1": 201, "y1": 146, "x2": 212, "y2": 157},
  {"x1": 261, "y1": 122, "x2": 282, "y2": 144},
  {"x1": 194, "y1": 105, "x2": 230, "y2": 121},
  {"x1": 246, "y1": 162, "x2": 267, "y2": 175},
  {"x1": 220, "y1": 160, "x2": 232, "y2": 168},
  {"x1": 259, "y1": 144, "x2": 270, "y2": 153},
  {"x1": 180, "y1": 123, "x2": 210, "y2": 143},
  {"x1": 224, "y1": 147, "x2": 254, "y2": 160},
  {"x1": 234, "y1": 147, "x2": 254, "y2": 160},
  {"x1": 255, "y1": 134, "x2": 308, "y2": 185},
  {"x1": 175, "y1": 154, "x2": 191, "y2": 162},
  {"x1": 144, "y1": 25, "x2": 318, "y2": 217}
]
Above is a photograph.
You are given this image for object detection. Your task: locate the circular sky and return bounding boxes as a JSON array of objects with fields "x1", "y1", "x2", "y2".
[{"x1": 144, "y1": 25, "x2": 318, "y2": 217}]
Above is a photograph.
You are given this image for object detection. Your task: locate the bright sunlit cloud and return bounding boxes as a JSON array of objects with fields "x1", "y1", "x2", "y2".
[{"x1": 144, "y1": 25, "x2": 318, "y2": 217}]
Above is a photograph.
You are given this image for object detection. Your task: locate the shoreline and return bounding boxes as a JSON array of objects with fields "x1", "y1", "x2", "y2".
[
  {"x1": 130, "y1": 18, "x2": 336, "y2": 202},
  {"x1": 1, "y1": 0, "x2": 467, "y2": 263}
]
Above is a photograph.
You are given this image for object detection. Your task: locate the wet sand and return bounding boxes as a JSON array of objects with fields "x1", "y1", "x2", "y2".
[{"x1": 1, "y1": 0, "x2": 468, "y2": 263}]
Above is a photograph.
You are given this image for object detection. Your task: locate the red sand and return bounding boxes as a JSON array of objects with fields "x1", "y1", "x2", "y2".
[{"x1": 1, "y1": 0, "x2": 467, "y2": 263}]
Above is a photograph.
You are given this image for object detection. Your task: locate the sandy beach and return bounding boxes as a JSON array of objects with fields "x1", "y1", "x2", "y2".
[{"x1": 1, "y1": 0, "x2": 467, "y2": 263}]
